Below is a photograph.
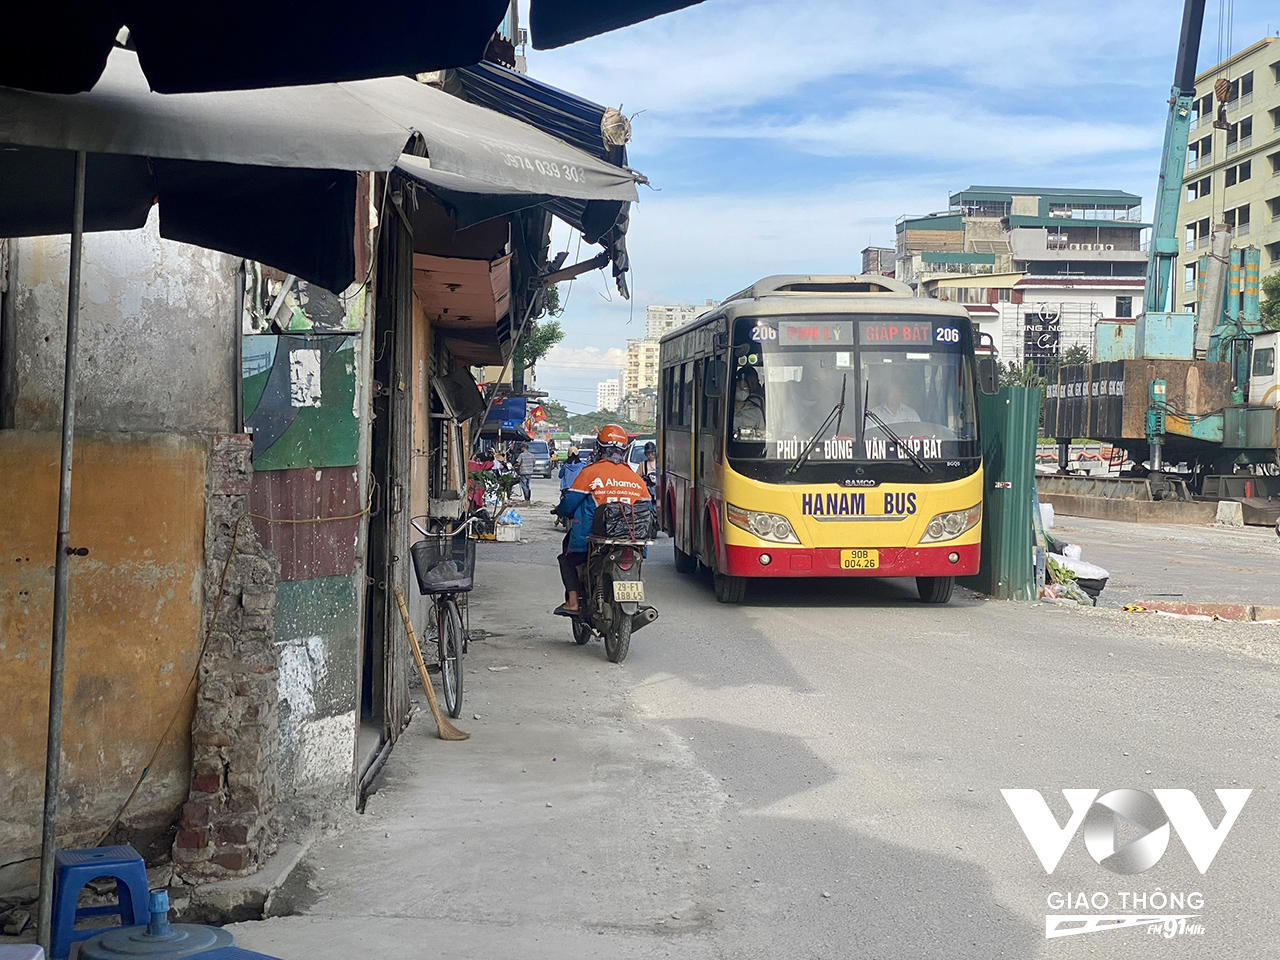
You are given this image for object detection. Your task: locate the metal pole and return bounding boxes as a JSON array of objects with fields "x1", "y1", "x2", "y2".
[{"x1": 37, "y1": 149, "x2": 87, "y2": 954}]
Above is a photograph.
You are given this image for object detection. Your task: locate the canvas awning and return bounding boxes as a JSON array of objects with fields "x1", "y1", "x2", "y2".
[
  {"x1": 2, "y1": 1, "x2": 706, "y2": 95},
  {"x1": 0, "y1": 48, "x2": 643, "y2": 291},
  {"x1": 450, "y1": 61, "x2": 638, "y2": 294}
]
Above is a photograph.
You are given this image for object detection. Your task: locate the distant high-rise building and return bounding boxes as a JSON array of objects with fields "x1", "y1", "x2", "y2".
[
  {"x1": 644, "y1": 301, "x2": 715, "y2": 340},
  {"x1": 1175, "y1": 36, "x2": 1279, "y2": 313},
  {"x1": 623, "y1": 338, "x2": 661, "y2": 396},
  {"x1": 596, "y1": 378, "x2": 621, "y2": 413}
]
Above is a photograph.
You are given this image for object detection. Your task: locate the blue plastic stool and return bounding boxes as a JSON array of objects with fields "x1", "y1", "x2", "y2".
[{"x1": 51, "y1": 845, "x2": 150, "y2": 960}]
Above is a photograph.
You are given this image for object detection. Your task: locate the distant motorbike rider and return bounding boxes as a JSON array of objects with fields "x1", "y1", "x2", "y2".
[
  {"x1": 641, "y1": 442, "x2": 658, "y2": 500},
  {"x1": 553, "y1": 449, "x2": 586, "y2": 529},
  {"x1": 553, "y1": 424, "x2": 649, "y2": 617}
]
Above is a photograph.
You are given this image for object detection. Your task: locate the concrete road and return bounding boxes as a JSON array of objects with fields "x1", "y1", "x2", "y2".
[
  {"x1": 1050, "y1": 514, "x2": 1280, "y2": 607},
  {"x1": 232, "y1": 478, "x2": 1280, "y2": 959}
]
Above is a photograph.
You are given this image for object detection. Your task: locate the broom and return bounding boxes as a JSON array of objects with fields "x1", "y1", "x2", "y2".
[{"x1": 394, "y1": 587, "x2": 470, "y2": 741}]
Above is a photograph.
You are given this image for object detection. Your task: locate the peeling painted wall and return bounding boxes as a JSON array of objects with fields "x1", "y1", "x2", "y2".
[
  {"x1": 244, "y1": 327, "x2": 362, "y2": 804},
  {"x1": 3, "y1": 208, "x2": 239, "y2": 434},
  {"x1": 0, "y1": 431, "x2": 207, "y2": 882},
  {"x1": 273, "y1": 581, "x2": 359, "y2": 793}
]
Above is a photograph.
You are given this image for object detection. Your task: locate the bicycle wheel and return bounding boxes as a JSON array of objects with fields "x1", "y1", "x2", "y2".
[{"x1": 437, "y1": 596, "x2": 464, "y2": 718}]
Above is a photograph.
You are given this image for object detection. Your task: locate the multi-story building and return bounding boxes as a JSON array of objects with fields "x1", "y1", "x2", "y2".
[
  {"x1": 623, "y1": 337, "x2": 660, "y2": 396},
  {"x1": 596, "y1": 377, "x2": 621, "y2": 412},
  {"x1": 897, "y1": 186, "x2": 1149, "y2": 362},
  {"x1": 644, "y1": 301, "x2": 715, "y2": 340},
  {"x1": 860, "y1": 246, "x2": 895, "y2": 276},
  {"x1": 1176, "y1": 37, "x2": 1280, "y2": 311},
  {"x1": 620, "y1": 390, "x2": 656, "y2": 427}
]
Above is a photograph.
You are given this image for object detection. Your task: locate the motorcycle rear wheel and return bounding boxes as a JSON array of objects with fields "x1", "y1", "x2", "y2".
[{"x1": 604, "y1": 602, "x2": 631, "y2": 663}]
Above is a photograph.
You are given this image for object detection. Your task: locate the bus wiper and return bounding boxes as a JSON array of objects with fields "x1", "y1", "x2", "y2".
[
  {"x1": 862, "y1": 382, "x2": 932, "y2": 475},
  {"x1": 786, "y1": 374, "x2": 846, "y2": 475}
]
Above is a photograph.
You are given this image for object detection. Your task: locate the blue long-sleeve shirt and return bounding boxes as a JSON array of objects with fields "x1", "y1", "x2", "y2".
[{"x1": 558, "y1": 459, "x2": 586, "y2": 492}]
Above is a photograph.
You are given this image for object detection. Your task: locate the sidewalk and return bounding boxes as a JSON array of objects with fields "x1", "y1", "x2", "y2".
[{"x1": 228, "y1": 481, "x2": 724, "y2": 959}]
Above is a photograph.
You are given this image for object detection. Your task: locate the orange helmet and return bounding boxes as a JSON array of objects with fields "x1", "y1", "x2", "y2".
[{"x1": 597, "y1": 424, "x2": 629, "y2": 448}]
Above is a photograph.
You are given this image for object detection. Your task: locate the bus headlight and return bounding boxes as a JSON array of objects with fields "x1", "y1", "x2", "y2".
[
  {"x1": 919, "y1": 504, "x2": 981, "y2": 544},
  {"x1": 726, "y1": 503, "x2": 800, "y2": 544}
]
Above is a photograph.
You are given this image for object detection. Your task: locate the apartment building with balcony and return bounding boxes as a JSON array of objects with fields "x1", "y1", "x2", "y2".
[
  {"x1": 644, "y1": 301, "x2": 715, "y2": 340},
  {"x1": 623, "y1": 337, "x2": 660, "y2": 397},
  {"x1": 897, "y1": 186, "x2": 1148, "y2": 363},
  {"x1": 1177, "y1": 36, "x2": 1280, "y2": 311}
]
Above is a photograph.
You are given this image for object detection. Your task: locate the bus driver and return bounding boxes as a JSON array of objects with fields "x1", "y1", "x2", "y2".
[
  {"x1": 870, "y1": 375, "x2": 921, "y2": 424},
  {"x1": 733, "y1": 366, "x2": 765, "y2": 437}
]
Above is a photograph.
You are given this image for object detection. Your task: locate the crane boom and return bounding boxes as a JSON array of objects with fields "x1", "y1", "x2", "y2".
[{"x1": 1142, "y1": 0, "x2": 1205, "y2": 320}]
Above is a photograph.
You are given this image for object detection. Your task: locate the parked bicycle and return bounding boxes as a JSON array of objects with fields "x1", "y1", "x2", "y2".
[{"x1": 409, "y1": 516, "x2": 478, "y2": 718}]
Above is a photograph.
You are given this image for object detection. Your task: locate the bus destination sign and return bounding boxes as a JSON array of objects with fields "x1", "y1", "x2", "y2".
[
  {"x1": 858, "y1": 320, "x2": 934, "y2": 345},
  {"x1": 778, "y1": 321, "x2": 855, "y2": 346}
]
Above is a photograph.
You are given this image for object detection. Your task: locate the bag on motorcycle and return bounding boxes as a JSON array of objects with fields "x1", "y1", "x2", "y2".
[{"x1": 592, "y1": 500, "x2": 653, "y2": 540}]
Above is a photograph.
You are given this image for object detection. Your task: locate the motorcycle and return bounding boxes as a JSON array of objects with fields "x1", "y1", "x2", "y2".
[{"x1": 569, "y1": 504, "x2": 659, "y2": 663}]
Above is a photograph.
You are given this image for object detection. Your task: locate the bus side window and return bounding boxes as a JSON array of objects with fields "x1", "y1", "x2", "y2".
[
  {"x1": 699, "y1": 359, "x2": 721, "y2": 431},
  {"x1": 674, "y1": 365, "x2": 684, "y2": 427},
  {"x1": 680, "y1": 362, "x2": 694, "y2": 427}
]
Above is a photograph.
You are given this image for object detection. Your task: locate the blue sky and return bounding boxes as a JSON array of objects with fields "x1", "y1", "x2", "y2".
[{"x1": 523, "y1": 0, "x2": 1278, "y2": 413}]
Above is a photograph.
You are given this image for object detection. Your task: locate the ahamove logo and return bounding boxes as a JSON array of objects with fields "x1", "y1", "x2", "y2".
[{"x1": 1001, "y1": 787, "x2": 1251, "y2": 941}]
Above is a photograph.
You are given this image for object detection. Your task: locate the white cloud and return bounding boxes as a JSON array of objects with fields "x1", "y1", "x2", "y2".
[
  {"x1": 527, "y1": 0, "x2": 1177, "y2": 117},
  {"x1": 541, "y1": 344, "x2": 627, "y2": 369},
  {"x1": 667, "y1": 101, "x2": 1162, "y2": 163}
]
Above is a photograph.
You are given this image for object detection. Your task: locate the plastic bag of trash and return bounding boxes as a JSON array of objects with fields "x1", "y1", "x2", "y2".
[
  {"x1": 423, "y1": 559, "x2": 462, "y2": 583},
  {"x1": 1054, "y1": 555, "x2": 1108, "y2": 581},
  {"x1": 1052, "y1": 554, "x2": 1108, "y2": 603},
  {"x1": 1045, "y1": 579, "x2": 1094, "y2": 605},
  {"x1": 1062, "y1": 543, "x2": 1083, "y2": 560},
  {"x1": 1039, "y1": 502, "x2": 1055, "y2": 530},
  {"x1": 496, "y1": 508, "x2": 523, "y2": 525}
]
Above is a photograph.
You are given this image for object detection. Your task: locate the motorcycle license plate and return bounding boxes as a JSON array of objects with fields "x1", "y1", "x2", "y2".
[
  {"x1": 840, "y1": 549, "x2": 879, "y2": 570},
  {"x1": 612, "y1": 581, "x2": 645, "y2": 602}
]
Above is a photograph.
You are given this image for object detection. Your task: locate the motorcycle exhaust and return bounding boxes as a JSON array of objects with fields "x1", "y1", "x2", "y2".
[{"x1": 630, "y1": 605, "x2": 659, "y2": 633}]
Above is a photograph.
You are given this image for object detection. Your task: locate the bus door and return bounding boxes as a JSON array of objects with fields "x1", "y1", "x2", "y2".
[
  {"x1": 662, "y1": 360, "x2": 696, "y2": 556},
  {"x1": 692, "y1": 356, "x2": 725, "y2": 565}
]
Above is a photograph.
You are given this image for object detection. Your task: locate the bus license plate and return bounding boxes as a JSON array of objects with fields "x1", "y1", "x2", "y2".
[
  {"x1": 613, "y1": 581, "x2": 645, "y2": 602},
  {"x1": 840, "y1": 549, "x2": 879, "y2": 570}
]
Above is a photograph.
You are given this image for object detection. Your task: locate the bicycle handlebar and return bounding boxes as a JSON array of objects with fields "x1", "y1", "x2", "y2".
[{"x1": 410, "y1": 515, "x2": 482, "y2": 539}]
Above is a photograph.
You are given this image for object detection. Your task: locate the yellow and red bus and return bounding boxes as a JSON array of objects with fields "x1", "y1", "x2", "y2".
[{"x1": 657, "y1": 275, "x2": 988, "y2": 604}]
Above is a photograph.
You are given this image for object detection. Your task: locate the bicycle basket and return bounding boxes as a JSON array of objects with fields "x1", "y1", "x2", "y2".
[{"x1": 410, "y1": 531, "x2": 476, "y2": 595}]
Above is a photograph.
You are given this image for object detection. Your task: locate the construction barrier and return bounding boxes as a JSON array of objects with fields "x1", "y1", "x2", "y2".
[{"x1": 960, "y1": 385, "x2": 1042, "y2": 600}]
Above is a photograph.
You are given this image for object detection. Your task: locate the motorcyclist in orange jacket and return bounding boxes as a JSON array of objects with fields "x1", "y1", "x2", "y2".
[{"x1": 553, "y1": 424, "x2": 649, "y2": 616}]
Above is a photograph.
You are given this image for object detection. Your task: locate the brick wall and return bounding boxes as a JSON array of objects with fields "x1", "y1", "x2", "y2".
[{"x1": 172, "y1": 435, "x2": 281, "y2": 881}]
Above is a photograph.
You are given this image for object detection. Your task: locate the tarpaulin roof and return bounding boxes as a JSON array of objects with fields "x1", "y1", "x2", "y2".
[
  {"x1": 0, "y1": 48, "x2": 642, "y2": 291},
  {"x1": 452, "y1": 61, "x2": 637, "y2": 295},
  {"x1": 2, "y1": 0, "x2": 706, "y2": 95}
]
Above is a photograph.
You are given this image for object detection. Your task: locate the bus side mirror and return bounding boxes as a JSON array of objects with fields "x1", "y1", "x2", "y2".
[
  {"x1": 977, "y1": 357, "x2": 999, "y2": 396},
  {"x1": 704, "y1": 360, "x2": 726, "y2": 398}
]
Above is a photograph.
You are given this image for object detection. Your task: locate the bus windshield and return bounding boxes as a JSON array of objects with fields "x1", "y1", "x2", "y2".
[{"x1": 727, "y1": 314, "x2": 978, "y2": 477}]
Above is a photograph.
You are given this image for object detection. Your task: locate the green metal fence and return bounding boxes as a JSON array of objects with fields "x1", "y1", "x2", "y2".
[{"x1": 960, "y1": 385, "x2": 1042, "y2": 600}]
